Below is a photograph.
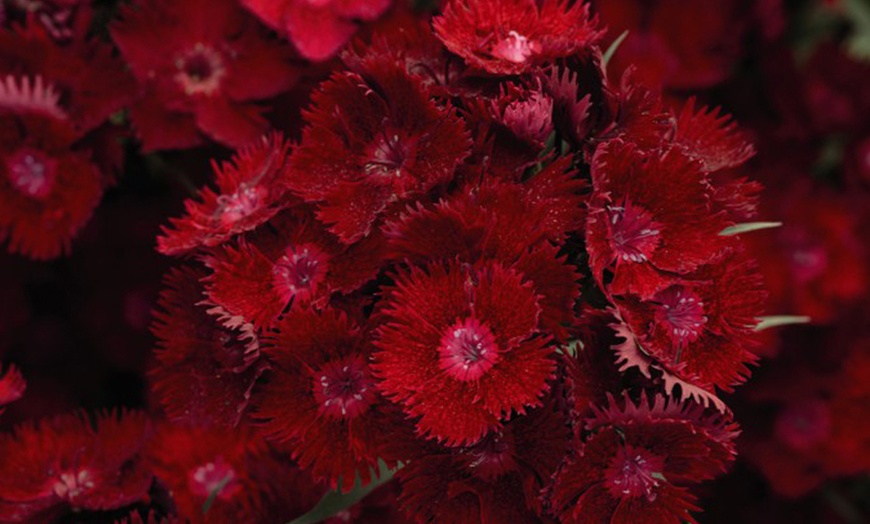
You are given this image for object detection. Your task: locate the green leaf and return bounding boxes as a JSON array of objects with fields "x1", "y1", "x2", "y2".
[
  {"x1": 719, "y1": 222, "x2": 782, "y2": 236},
  {"x1": 602, "y1": 30, "x2": 629, "y2": 67},
  {"x1": 754, "y1": 315, "x2": 812, "y2": 331},
  {"x1": 287, "y1": 460, "x2": 400, "y2": 524},
  {"x1": 560, "y1": 339, "x2": 584, "y2": 357},
  {"x1": 650, "y1": 472, "x2": 667, "y2": 482},
  {"x1": 202, "y1": 474, "x2": 234, "y2": 515}
]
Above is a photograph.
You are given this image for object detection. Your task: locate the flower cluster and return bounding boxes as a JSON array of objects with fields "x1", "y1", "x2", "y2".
[{"x1": 1, "y1": 0, "x2": 869, "y2": 523}]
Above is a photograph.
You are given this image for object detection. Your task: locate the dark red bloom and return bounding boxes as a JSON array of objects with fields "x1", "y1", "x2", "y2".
[
  {"x1": 0, "y1": 16, "x2": 134, "y2": 137},
  {"x1": 672, "y1": 99, "x2": 755, "y2": 174},
  {"x1": 286, "y1": 59, "x2": 470, "y2": 243},
  {"x1": 241, "y1": 0, "x2": 392, "y2": 62},
  {"x1": 398, "y1": 397, "x2": 569, "y2": 523},
  {"x1": 433, "y1": 0, "x2": 602, "y2": 76},
  {"x1": 147, "y1": 423, "x2": 322, "y2": 523},
  {"x1": 157, "y1": 133, "x2": 292, "y2": 256},
  {"x1": 586, "y1": 139, "x2": 732, "y2": 298},
  {"x1": 203, "y1": 208, "x2": 384, "y2": 329},
  {"x1": 0, "y1": 362, "x2": 25, "y2": 416},
  {"x1": 0, "y1": 410, "x2": 152, "y2": 522},
  {"x1": 150, "y1": 267, "x2": 266, "y2": 428},
  {"x1": 550, "y1": 394, "x2": 738, "y2": 524},
  {"x1": 612, "y1": 248, "x2": 766, "y2": 399},
  {"x1": 0, "y1": 75, "x2": 104, "y2": 259},
  {"x1": 373, "y1": 260, "x2": 555, "y2": 445},
  {"x1": 111, "y1": 0, "x2": 298, "y2": 151},
  {"x1": 385, "y1": 161, "x2": 584, "y2": 341},
  {"x1": 593, "y1": 0, "x2": 747, "y2": 90},
  {"x1": 255, "y1": 307, "x2": 403, "y2": 491}
]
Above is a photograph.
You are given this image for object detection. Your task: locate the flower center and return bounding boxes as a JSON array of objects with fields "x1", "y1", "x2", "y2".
[
  {"x1": 439, "y1": 317, "x2": 500, "y2": 381},
  {"x1": 313, "y1": 355, "x2": 377, "y2": 419},
  {"x1": 364, "y1": 133, "x2": 416, "y2": 180},
  {"x1": 463, "y1": 429, "x2": 518, "y2": 479},
  {"x1": 215, "y1": 184, "x2": 267, "y2": 226},
  {"x1": 188, "y1": 457, "x2": 241, "y2": 500},
  {"x1": 175, "y1": 43, "x2": 226, "y2": 96},
  {"x1": 5, "y1": 147, "x2": 57, "y2": 200},
  {"x1": 53, "y1": 470, "x2": 95, "y2": 500},
  {"x1": 654, "y1": 285, "x2": 707, "y2": 346},
  {"x1": 774, "y1": 398, "x2": 832, "y2": 451},
  {"x1": 491, "y1": 30, "x2": 540, "y2": 64},
  {"x1": 272, "y1": 243, "x2": 329, "y2": 305},
  {"x1": 605, "y1": 446, "x2": 666, "y2": 502},
  {"x1": 608, "y1": 200, "x2": 662, "y2": 263}
]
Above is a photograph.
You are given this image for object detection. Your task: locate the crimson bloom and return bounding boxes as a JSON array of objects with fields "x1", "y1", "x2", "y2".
[
  {"x1": 0, "y1": 410, "x2": 152, "y2": 522},
  {"x1": 286, "y1": 58, "x2": 470, "y2": 243},
  {"x1": 150, "y1": 267, "x2": 265, "y2": 429},
  {"x1": 157, "y1": 133, "x2": 292, "y2": 257},
  {"x1": 373, "y1": 260, "x2": 555, "y2": 445},
  {"x1": 0, "y1": 75, "x2": 103, "y2": 259},
  {"x1": 612, "y1": 248, "x2": 766, "y2": 402},
  {"x1": 550, "y1": 394, "x2": 738, "y2": 524},
  {"x1": 203, "y1": 208, "x2": 384, "y2": 329},
  {"x1": 255, "y1": 307, "x2": 404, "y2": 491},
  {"x1": 0, "y1": 362, "x2": 25, "y2": 416},
  {"x1": 147, "y1": 423, "x2": 322, "y2": 523},
  {"x1": 398, "y1": 397, "x2": 569, "y2": 523},
  {"x1": 111, "y1": 0, "x2": 298, "y2": 151},
  {"x1": 585, "y1": 139, "x2": 732, "y2": 298},
  {"x1": 433, "y1": 0, "x2": 602, "y2": 76},
  {"x1": 241, "y1": 0, "x2": 392, "y2": 62}
]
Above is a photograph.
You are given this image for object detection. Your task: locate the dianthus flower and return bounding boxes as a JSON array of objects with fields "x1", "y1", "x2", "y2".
[
  {"x1": 612, "y1": 248, "x2": 766, "y2": 402},
  {"x1": 147, "y1": 423, "x2": 322, "y2": 523},
  {"x1": 0, "y1": 75, "x2": 103, "y2": 259},
  {"x1": 203, "y1": 208, "x2": 384, "y2": 329},
  {"x1": 374, "y1": 260, "x2": 555, "y2": 444},
  {"x1": 157, "y1": 133, "x2": 292, "y2": 256},
  {"x1": 433, "y1": 0, "x2": 602, "y2": 76},
  {"x1": 111, "y1": 0, "x2": 298, "y2": 151},
  {"x1": 0, "y1": 362, "x2": 25, "y2": 416},
  {"x1": 385, "y1": 160, "x2": 583, "y2": 340},
  {"x1": 0, "y1": 410, "x2": 152, "y2": 522},
  {"x1": 586, "y1": 139, "x2": 732, "y2": 298},
  {"x1": 398, "y1": 397, "x2": 569, "y2": 522},
  {"x1": 550, "y1": 394, "x2": 738, "y2": 524},
  {"x1": 241, "y1": 0, "x2": 392, "y2": 62},
  {"x1": 286, "y1": 58, "x2": 470, "y2": 243},
  {"x1": 255, "y1": 307, "x2": 405, "y2": 491},
  {"x1": 151, "y1": 267, "x2": 265, "y2": 428}
]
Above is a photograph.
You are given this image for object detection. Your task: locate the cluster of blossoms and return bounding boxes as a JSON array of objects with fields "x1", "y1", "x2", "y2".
[{"x1": 1, "y1": 0, "x2": 868, "y2": 523}]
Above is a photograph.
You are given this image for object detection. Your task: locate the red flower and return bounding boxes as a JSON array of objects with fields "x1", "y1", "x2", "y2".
[
  {"x1": 0, "y1": 410, "x2": 152, "y2": 522},
  {"x1": 433, "y1": 0, "x2": 602, "y2": 76},
  {"x1": 0, "y1": 362, "x2": 25, "y2": 416},
  {"x1": 255, "y1": 306, "x2": 404, "y2": 491},
  {"x1": 612, "y1": 248, "x2": 766, "y2": 399},
  {"x1": 397, "y1": 397, "x2": 569, "y2": 523},
  {"x1": 150, "y1": 267, "x2": 266, "y2": 428},
  {"x1": 241, "y1": 0, "x2": 392, "y2": 62},
  {"x1": 111, "y1": 0, "x2": 298, "y2": 151},
  {"x1": 147, "y1": 423, "x2": 322, "y2": 523},
  {"x1": 0, "y1": 75, "x2": 104, "y2": 259},
  {"x1": 157, "y1": 133, "x2": 292, "y2": 256},
  {"x1": 286, "y1": 59, "x2": 471, "y2": 243},
  {"x1": 746, "y1": 183, "x2": 867, "y2": 323},
  {"x1": 373, "y1": 260, "x2": 555, "y2": 445},
  {"x1": 550, "y1": 393, "x2": 738, "y2": 524},
  {"x1": 385, "y1": 162, "x2": 584, "y2": 341},
  {"x1": 203, "y1": 208, "x2": 384, "y2": 329},
  {"x1": 593, "y1": 0, "x2": 747, "y2": 90},
  {"x1": 672, "y1": 99, "x2": 755, "y2": 174},
  {"x1": 0, "y1": 17, "x2": 135, "y2": 136},
  {"x1": 585, "y1": 139, "x2": 732, "y2": 298}
]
